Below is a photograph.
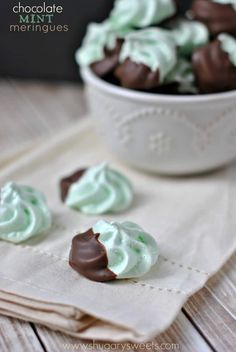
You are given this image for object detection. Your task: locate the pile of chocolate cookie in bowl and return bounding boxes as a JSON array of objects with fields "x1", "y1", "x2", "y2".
[{"x1": 76, "y1": 0, "x2": 236, "y2": 95}]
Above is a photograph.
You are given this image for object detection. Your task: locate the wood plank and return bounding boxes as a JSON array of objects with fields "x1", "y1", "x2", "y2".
[
  {"x1": 35, "y1": 312, "x2": 213, "y2": 352},
  {"x1": 183, "y1": 253, "x2": 236, "y2": 352},
  {"x1": 206, "y1": 253, "x2": 236, "y2": 318},
  {"x1": 0, "y1": 315, "x2": 43, "y2": 352},
  {"x1": 0, "y1": 79, "x2": 86, "y2": 155},
  {"x1": 10, "y1": 79, "x2": 87, "y2": 126}
]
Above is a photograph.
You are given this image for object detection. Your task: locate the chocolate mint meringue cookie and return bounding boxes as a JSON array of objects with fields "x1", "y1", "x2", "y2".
[
  {"x1": 69, "y1": 220, "x2": 159, "y2": 282},
  {"x1": 167, "y1": 19, "x2": 209, "y2": 55},
  {"x1": 191, "y1": 0, "x2": 236, "y2": 36},
  {"x1": 115, "y1": 28, "x2": 177, "y2": 89},
  {"x1": 61, "y1": 163, "x2": 133, "y2": 215},
  {"x1": 192, "y1": 34, "x2": 236, "y2": 93},
  {"x1": 0, "y1": 182, "x2": 51, "y2": 243},
  {"x1": 75, "y1": 21, "x2": 130, "y2": 77},
  {"x1": 110, "y1": 0, "x2": 178, "y2": 29}
]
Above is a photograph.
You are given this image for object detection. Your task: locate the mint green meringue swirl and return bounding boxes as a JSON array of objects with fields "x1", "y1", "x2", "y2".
[
  {"x1": 218, "y1": 33, "x2": 236, "y2": 66},
  {"x1": 167, "y1": 19, "x2": 209, "y2": 55},
  {"x1": 76, "y1": 20, "x2": 130, "y2": 67},
  {"x1": 0, "y1": 182, "x2": 51, "y2": 243},
  {"x1": 212, "y1": 0, "x2": 236, "y2": 10},
  {"x1": 119, "y1": 28, "x2": 177, "y2": 82},
  {"x1": 165, "y1": 58, "x2": 198, "y2": 94},
  {"x1": 65, "y1": 163, "x2": 133, "y2": 215},
  {"x1": 110, "y1": 0, "x2": 176, "y2": 29},
  {"x1": 93, "y1": 220, "x2": 158, "y2": 279}
]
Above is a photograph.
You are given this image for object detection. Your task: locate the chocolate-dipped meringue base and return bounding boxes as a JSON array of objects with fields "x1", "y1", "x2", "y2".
[
  {"x1": 69, "y1": 228, "x2": 116, "y2": 282},
  {"x1": 115, "y1": 59, "x2": 160, "y2": 90},
  {"x1": 90, "y1": 39, "x2": 123, "y2": 77},
  {"x1": 191, "y1": 0, "x2": 236, "y2": 36},
  {"x1": 60, "y1": 169, "x2": 86, "y2": 202},
  {"x1": 192, "y1": 40, "x2": 236, "y2": 93}
]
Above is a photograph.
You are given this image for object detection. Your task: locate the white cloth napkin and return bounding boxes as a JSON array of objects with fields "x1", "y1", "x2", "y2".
[{"x1": 0, "y1": 118, "x2": 235, "y2": 342}]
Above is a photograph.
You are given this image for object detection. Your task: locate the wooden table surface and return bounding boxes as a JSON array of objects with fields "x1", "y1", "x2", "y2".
[{"x1": 0, "y1": 79, "x2": 235, "y2": 352}]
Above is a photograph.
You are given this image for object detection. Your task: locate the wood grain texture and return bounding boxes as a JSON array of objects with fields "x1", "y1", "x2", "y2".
[
  {"x1": 184, "y1": 253, "x2": 236, "y2": 352},
  {"x1": 206, "y1": 253, "x2": 236, "y2": 318},
  {"x1": 0, "y1": 315, "x2": 43, "y2": 352},
  {"x1": 35, "y1": 313, "x2": 212, "y2": 352},
  {"x1": 0, "y1": 79, "x2": 235, "y2": 352},
  {"x1": 0, "y1": 79, "x2": 87, "y2": 155}
]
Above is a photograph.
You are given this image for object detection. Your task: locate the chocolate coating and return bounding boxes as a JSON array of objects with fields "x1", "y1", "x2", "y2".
[
  {"x1": 69, "y1": 228, "x2": 116, "y2": 282},
  {"x1": 114, "y1": 59, "x2": 160, "y2": 90},
  {"x1": 90, "y1": 40, "x2": 123, "y2": 77},
  {"x1": 192, "y1": 0, "x2": 236, "y2": 36},
  {"x1": 60, "y1": 169, "x2": 86, "y2": 202},
  {"x1": 192, "y1": 40, "x2": 236, "y2": 93}
]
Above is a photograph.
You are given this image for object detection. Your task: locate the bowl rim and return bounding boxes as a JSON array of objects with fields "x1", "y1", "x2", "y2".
[{"x1": 81, "y1": 66, "x2": 236, "y2": 104}]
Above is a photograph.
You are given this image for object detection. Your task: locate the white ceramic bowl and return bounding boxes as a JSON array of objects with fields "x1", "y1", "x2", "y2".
[{"x1": 81, "y1": 67, "x2": 236, "y2": 175}]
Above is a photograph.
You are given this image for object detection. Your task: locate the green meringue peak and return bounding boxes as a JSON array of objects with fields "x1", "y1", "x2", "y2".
[
  {"x1": 218, "y1": 33, "x2": 236, "y2": 66},
  {"x1": 65, "y1": 163, "x2": 133, "y2": 215},
  {"x1": 165, "y1": 58, "x2": 198, "y2": 94},
  {"x1": 110, "y1": 0, "x2": 176, "y2": 29},
  {"x1": 167, "y1": 19, "x2": 209, "y2": 55},
  {"x1": 75, "y1": 20, "x2": 130, "y2": 67},
  {"x1": 119, "y1": 28, "x2": 177, "y2": 82},
  {"x1": 93, "y1": 220, "x2": 159, "y2": 279},
  {"x1": 0, "y1": 182, "x2": 51, "y2": 243}
]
